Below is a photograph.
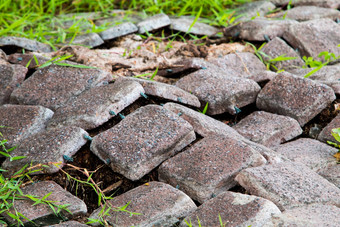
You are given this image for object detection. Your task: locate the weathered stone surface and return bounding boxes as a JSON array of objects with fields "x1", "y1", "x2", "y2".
[
  {"x1": 175, "y1": 68, "x2": 261, "y2": 115},
  {"x1": 1, "y1": 181, "x2": 87, "y2": 226},
  {"x1": 283, "y1": 19, "x2": 340, "y2": 62},
  {"x1": 270, "y1": 0, "x2": 340, "y2": 8},
  {"x1": 90, "y1": 105, "x2": 195, "y2": 181},
  {"x1": 0, "y1": 64, "x2": 27, "y2": 104},
  {"x1": 8, "y1": 53, "x2": 50, "y2": 69},
  {"x1": 0, "y1": 104, "x2": 53, "y2": 147},
  {"x1": 318, "y1": 164, "x2": 340, "y2": 189},
  {"x1": 10, "y1": 64, "x2": 112, "y2": 110},
  {"x1": 180, "y1": 191, "x2": 281, "y2": 227},
  {"x1": 235, "y1": 161, "x2": 340, "y2": 210},
  {"x1": 261, "y1": 37, "x2": 305, "y2": 70},
  {"x1": 318, "y1": 114, "x2": 340, "y2": 144},
  {"x1": 264, "y1": 204, "x2": 340, "y2": 227},
  {"x1": 89, "y1": 181, "x2": 197, "y2": 227},
  {"x1": 233, "y1": 111, "x2": 302, "y2": 147},
  {"x1": 116, "y1": 76, "x2": 200, "y2": 107},
  {"x1": 224, "y1": 18, "x2": 298, "y2": 41},
  {"x1": 256, "y1": 72, "x2": 336, "y2": 126},
  {"x1": 68, "y1": 33, "x2": 104, "y2": 48},
  {"x1": 272, "y1": 6, "x2": 340, "y2": 21},
  {"x1": 1, "y1": 126, "x2": 88, "y2": 176},
  {"x1": 170, "y1": 17, "x2": 220, "y2": 37},
  {"x1": 137, "y1": 13, "x2": 171, "y2": 33},
  {"x1": 98, "y1": 22, "x2": 138, "y2": 40},
  {"x1": 50, "y1": 221, "x2": 89, "y2": 226},
  {"x1": 47, "y1": 80, "x2": 144, "y2": 130},
  {"x1": 159, "y1": 135, "x2": 266, "y2": 203},
  {"x1": 0, "y1": 36, "x2": 52, "y2": 52},
  {"x1": 234, "y1": 1, "x2": 276, "y2": 21}
]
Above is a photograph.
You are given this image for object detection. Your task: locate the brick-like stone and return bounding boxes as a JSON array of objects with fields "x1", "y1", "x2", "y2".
[
  {"x1": 137, "y1": 13, "x2": 171, "y2": 33},
  {"x1": 47, "y1": 80, "x2": 144, "y2": 130},
  {"x1": 256, "y1": 72, "x2": 336, "y2": 126},
  {"x1": 1, "y1": 181, "x2": 87, "y2": 226},
  {"x1": 68, "y1": 33, "x2": 104, "y2": 48},
  {"x1": 318, "y1": 114, "x2": 340, "y2": 144},
  {"x1": 1, "y1": 126, "x2": 88, "y2": 176},
  {"x1": 10, "y1": 64, "x2": 112, "y2": 110},
  {"x1": 170, "y1": 17, "x2": 220, "y2": 37},
  {"x1": 233, "y1": 111, "x2": 302, "y2": 147},
  {"x1": 283, "y1": 19, "x2": 340, "y2": 62},
  {"x1": 50, "y1": 221, "x2": 89, "y2": 226},
  {"x1": 98, "y1": 22, "x2": 138, "y2": 40},
  {"x1": 90, "y1": 104, "x2": 195, "y2": 181},
  {"x1": 0, "y1": 104, "x2": 53, "y2": 147},
  {"x1": 0, "y1": 36, "x2": 52, "y2": 52},
  {"x1": 234, "y1": 1, "x2": 276, "y2": 21},
  {"x1": 159, "y1": 135, "x2": 266, "y2": 203},
  {"x1": 180, "y1": 191, "x2": 281, "y2": 227},
  {"x1": 272, "y1": 6, "x2": 340, "y2": 21},
  {"x1": 235, "y1": 161, "x2": 340, "y2": 210},
  {"x1": 176, "y1": 68, "x2": 261, "y2": 115},
  {"x1": 89, "y1": 181, "x2": 197, "y2": 227}
]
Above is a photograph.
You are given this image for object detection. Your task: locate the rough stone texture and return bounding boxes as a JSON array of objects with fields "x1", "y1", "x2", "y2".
[
  {"x1": 89, "y1": 181, "x2": 197, "y2": 227},
  {"x1": 47, "y1": 80, "x2": 144, "y2": 130},
  {"x1": 261, "y1": 37, "x2": 305, "y2": 70},
  {"x1": 256, "y1": 72, "x2": 336, "y2": 126},
  {"x1": 235, "y1": 161, "x2": 340, "y2": 211},
  {"x1": 0, "y1": 64, "x2": 27, "y2": 104},
  {"x1": 1, "y1": 126, "x2": 88, "y2": 176},
  {"x1": 175, "y1": 68, "x2": 261, "y2": 115},
  {"x1": 116, "y1": 76, "x2": 201, "y2": 107},
  {"x1": 224, "y1": 18, "x2": 299, "y2": 41},
  {"x1": 318, "y1": 164, "x2": 340, "y2": 189},
  {"x1": 98, "y1": 22, "x2": 138, "y2": 40},
  {"x1": 233, "y1": 111, "x2": 302, "y2": 147},
  {"x1": 159, "y1": 135, "x2": 266, "y2": 203},
  {"x1": 90, "y1": 105, "x2": 196, "y2": 181},
  {"x1": 50, "y1": 221, "x2": 89, "y2": 226},
  {"x1": 2, "y1": 181, "x2": 86, "y2": 226},
  {"x1": 318, "y1": 113, "x2": 340, "y2": 144},
  {"x1": 263, "y1": 204, "x2": 340, "y2": 227},
  {"x1": 272, "y1": 6, "x2": 340, "y2": 21},
  {"x1": 10, "y1": 64, "x2": 112, "y2": 110},
  {"x1": 0, "y1": 36, "x2": 52, "y2": 52},
  {"x1": 234, "y1": 1, "x2": 276, "y2": 21},
  {"x1": 0, "y1": 104, "x2": 54, "y2": 147},
  {"x1": 170, "y1": 17, "x2": 220, "y2": 37},
  {"x1": 68, "y1": 33, "x2": 104, "y2": 48},
  {"x1": 180, "y1": 191, "x2": 281, "y2": 227},
  {"x1": 269, "y1": 0, "x2": 340, "y2": 8},
  {"x1": 8, "y1": 53, "x2": 50, "y2": 69},
  {"x1": 283, "y1": 19, "x2": 340, "y2": 62},
  {"x1": 137, "y1": 13, "x2": 171, "y2": 34}
]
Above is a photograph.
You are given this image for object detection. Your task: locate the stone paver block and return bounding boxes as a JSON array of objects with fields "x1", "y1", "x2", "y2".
[
  {"x1": 1, "y1": 181, "x2": 87, "y2": 226},
  {"x1": 272, "y1": 6, "x2": 340, "y2": 21},
  {"x1": 180, "y1": 191, "x2": 281, "y2": 227},
  {"x1": 89, "y1": 181, "x2": 197, "y2": 227},
  {"x1": 10, "y1": 64, "x2": 112, "y2": 110},
  {"x1": 116, "y1": 76, "x2": 201, "y2": 107},
  {"x1": 234, "y1": 1, "x2": 276, "y2": 22},
  {"x1": 283, "y1": 19, "x2": 340, "y2": 62},
  {"x1": 50, "y1": 221, "x2": 89, "y2": 226},
  {"x1": 47, "y1": 80, "x2": 144, "y2": 130},
  {"x1": 98, "y1": 22, "x2": 138, "y2": 40},
  {"x1": 8, "y1": 53, "x2": 50, "y2": 69},
  {"x1": 235, "y1": 161, "x2": 340, "y2": 210},
  {"x1": 261, "y1": 37, "x2": 305, "y2": 70},
  {"x1": 69, "y1": 33, "x2": 104, "y2": 48},
  {"x1": 0, "y1": 104, "x2": 53, "y2": 147},
  {"x1": 159, "y1": 135, "x2": 266, "y2": 203},
  {"x1": 270, "y1": 0, "x2": 340, "y2": 8},
  {"x1": 90, "y1": 104, "x2": 195, "y2": 181},
  {"x1": 318, "y1": 114, "x2": 340, "y2": 144},
  {"x1": 224, "y1": 18, "x2": 299, "y2": 41},
  {"x1": 0, "y1": 64, "x2": 27, "y2": 104},
  {"x1": 175, "y1": 68, "x2": 261, "y2": 115},
  {"x1": 170, "y1": 17, "x2": 220, "y2": 37},
  {"x1": 0, "y1": 36, "x2": 52, "y2": 52},
  {"x1": 256, "y1": 72, "x2": 336, "y2": 126},
  {"x1": 233, "y1": 111, "x2": 302, "y2": 147},
  {"x1": 137, "y1": 13, "x2": 171, "y2": 33},
  {"x1": 264, "y1": 204, "x2": 340, "y2": 227},
  {"x1": 1, "y1": 126, "x2": 88, "y2": 176}
]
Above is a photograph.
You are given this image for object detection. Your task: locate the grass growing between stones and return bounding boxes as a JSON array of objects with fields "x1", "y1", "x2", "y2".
[{"x1": 327, "y1": 128, "x2": 340, "y2": 164}]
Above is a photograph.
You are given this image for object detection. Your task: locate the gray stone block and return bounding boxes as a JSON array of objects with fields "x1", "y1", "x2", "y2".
[
  {"x1": 270, "y1": 0, "x2": 340, "y2": 8},
  {"x1": 98, "y1": 22, "x2": 138, "y2": 40},
  {"x1": 68, "y1": 33, "x2": 104, "y2": 48},
  {"x1": 318, "y1": 114, "x2": 340, "y2": 144},
  {"x1": 137, "y1": 13, "x2": 171, "y2": 33},
  {"x1": 234, "y1": 1, "x2": 276, "y2": 21},
  {"x1": 272, "y1": 6, "x2": 340, "y2": 21},
  {"x1": 170, "y1": 17, "x2": 220, "y2": 37},
  {"x1": 0, "y1": 36, "x2": 52, "y2": 52}
]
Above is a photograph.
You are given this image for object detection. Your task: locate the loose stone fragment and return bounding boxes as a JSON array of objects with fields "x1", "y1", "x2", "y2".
[
  {"x1": 283, "y1": 19, "x2": 340, "y2": 62},
  {"x1": 89, "y1": 181, "x2": 197, "y2": 227},
  {"x1": 159, "y1": 135, "x2": 266, "y2": 203},
  {"x1": 256, "y1": 72, "x2": 336, "y2": 126},
  {"x1": 233, "y1": 111, "x2": 302, "y2": 147},
  {"x1": 271, "y1": 6, "x2": 340, "y2": 21},
  {"x1": 68, "y1": 33, "x2": 104, "y2": 48},
  {"x1": 90, "y1": 105, "x2": 195, "y2": 181},
  {"x1": 176, "y1": 68, "x2": 261, "y2": 115},
  {"x1": 0, "y1": 181, "x2": 87, "y2": 226},
  {"x1": 180, "y1": 191, "x2": 281, "y2": 227},
  {"x1": 47, "y1": 80, "x2": 144, "y2": 130},
  {"x1": 137, "y1": 13, "x2": 171, "y2": 33},
  {"x1": 235, "y1": 161, "x2": 340, "y2": 210},
  {"x1": 1, "y1": 126, "x2": 88, "y2": 176},
  {"x1": 50, "y1": 221, "x2": 89, "y2": 226},
  {"x1": 170, "y1": 17, "x2": 220, "y2": 37},
  {"x1": 10, "y1": 64, "x2": 112, "y2": 110},
  {"x1": 0, "y1": 36, "x2": 52, "y2": 52},
  {"x1": 234, "y1": 1, "x2": 276, "y2": 21},
  {"x1": 318, "y1": 114, "x2": 340, "y2": 144},
  {"x1": 98, "y1": 22, "x2": 138, "y2": 40},
  {"x1": 0, "y1": 104, "x2": 53, "y2": 147}
]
